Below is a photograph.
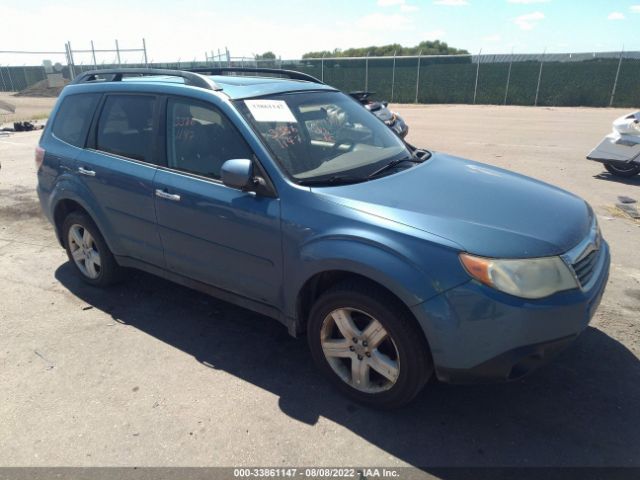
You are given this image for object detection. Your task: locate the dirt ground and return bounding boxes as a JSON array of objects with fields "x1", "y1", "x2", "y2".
[
  {"x1": 0, "y1": 104, "x2": 639, "y2": 471},
  {"x1": 0, "y1": 92, "x2": 56, "y2": 124}
]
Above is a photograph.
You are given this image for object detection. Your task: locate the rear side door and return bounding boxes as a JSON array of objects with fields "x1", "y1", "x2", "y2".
[
  {"x1": 153, "y1": 96, "x2": 282, "y2": 305},
  {"x1": 76, "y1": 93, "x2": 164, "y2": 266}
]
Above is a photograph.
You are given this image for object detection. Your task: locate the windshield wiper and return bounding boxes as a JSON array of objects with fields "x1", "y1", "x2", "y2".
[
  {"x1": 367, "y1": 157, "x2": 418, "y2": 179},
  {"x1": 297, "y1": 175, "x2": 368, "y2": 186}
]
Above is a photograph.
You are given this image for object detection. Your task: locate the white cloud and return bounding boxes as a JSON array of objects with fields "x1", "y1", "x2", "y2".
[
  {"x1": 378, "y1": 0, "x2": 419, "y2": 11},
  {"x1": 0, "y1": 4, "x2": 422, "y2": 63},
  {"x1": 630, "y1": 5, "x2": 640, "y2": 13},
  {"x1": 483, "y1": 34, "x2": 502, "y2": 43},
  {"x1": 433, "y1": 0, "x2": 469, "y2": 6},
  {"x1": 608, "y1": 11, "x2": 625, "y2": 20},
  {"x1": 513, "y1": 11, "x2": 545, "y2": 30},
  {"x1": 356, "y1": 13, "x2": 413, "y2": 30},
  {"x1": 507, "y1": 0, "x2": 550, "y2": 4}
]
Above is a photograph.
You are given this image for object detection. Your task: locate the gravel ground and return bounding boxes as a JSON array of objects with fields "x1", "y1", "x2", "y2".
[
  {"x1": 0, "y1": 92, "x2": 56, "y2": 124},
  {"x1": 0, "y1": 104, "x2": 638, "y2": 471}
]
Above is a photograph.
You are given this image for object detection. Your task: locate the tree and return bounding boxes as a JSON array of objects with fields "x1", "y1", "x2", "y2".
[
  {"x1": 302, "y1": 41, "x2": 468, "y2": 58},
  {"x1": 255, "y1": 51, "x2": 277, "y2": 60}
]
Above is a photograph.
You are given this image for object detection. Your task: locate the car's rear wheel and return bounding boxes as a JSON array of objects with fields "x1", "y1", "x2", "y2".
[
  {"x1": 604, "y1": 162, "x2": 640, "y2": 178},
  {"x1": 62, "y1": 212, "x2": 121, "y2": 287},
  {"x1": 308, "y1": 280, "x2": 433, "y2": 408}
]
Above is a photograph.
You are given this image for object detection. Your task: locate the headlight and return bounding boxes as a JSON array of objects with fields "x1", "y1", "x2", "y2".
[{"x1": 459, "y1": 253, "x2": 578, "y2": 299}]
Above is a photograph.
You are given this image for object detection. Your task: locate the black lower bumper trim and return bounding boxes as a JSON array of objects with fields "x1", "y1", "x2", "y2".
[{"x1": 436, "y1": 334, "x2": 578, "y2": 384}]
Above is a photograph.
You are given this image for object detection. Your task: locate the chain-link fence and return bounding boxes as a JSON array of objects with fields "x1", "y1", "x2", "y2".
[
  {"x1": 282, "y1": 52, "x2": 640, "y2": 107},
  {"x1": 0, "y1": 66, "x2": 49, "y2": 92},
  {"x1": 2, "y1": 51, "x2": 639, "y2": 108}
]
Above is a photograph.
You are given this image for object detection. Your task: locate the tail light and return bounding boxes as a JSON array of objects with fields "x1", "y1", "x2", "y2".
[{"x1": 35, "y1": 146, "x2": 45, "y2": 171}]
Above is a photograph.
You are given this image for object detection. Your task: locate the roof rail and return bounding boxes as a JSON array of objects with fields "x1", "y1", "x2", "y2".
[
  {"x1": 71, "y1": 68, "x2": 222, "y2": 91},
  {"x1": 188, "y1": 67, "x2": 324, "y2": 84}
]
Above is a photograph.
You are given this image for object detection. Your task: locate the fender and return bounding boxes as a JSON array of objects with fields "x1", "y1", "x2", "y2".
[
  {"x1": 48, "y1": 175, "x2": 124, "y2": 255},
  {"x1": 285, "y1": 232, "x2": 467, "y2": 319}
]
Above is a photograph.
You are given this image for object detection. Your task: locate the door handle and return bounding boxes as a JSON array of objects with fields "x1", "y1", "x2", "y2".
[
  {"x1": 155, "y1": 189, "x2": 181, "y2": 201},
  {"x1": 78, "y1": 166, "x2": 96, "y2": 177}
]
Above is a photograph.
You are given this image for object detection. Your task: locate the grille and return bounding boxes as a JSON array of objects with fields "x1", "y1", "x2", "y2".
[{"x1": 572, "y1": 249, "x2": 599, "y2": 287}]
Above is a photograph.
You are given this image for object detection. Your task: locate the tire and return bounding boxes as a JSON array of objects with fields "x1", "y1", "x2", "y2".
[
  {"x1": 62, "y1": 211, "x2": 121, "y2": 287},
  {"x1": 307, "y1": 279, "x2": 433, "y2": 408},
  {"x1": 604, "y1": 162, "x2": 640, "y2": 178}
]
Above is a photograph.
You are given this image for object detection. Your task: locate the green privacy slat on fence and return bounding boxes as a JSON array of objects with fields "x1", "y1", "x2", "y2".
[
  {"x1": 474, "y1": 63, "x2": 510, "y2": 105},
  {"x1": 537, "y1": 59, "x2": 618, "y2": 107},
  {"x1": 612, "y1": 59, "x2": 640, "y2": 108},
  {"x1": 2, "y1": 55, "x2": 639, "y2": 108},
  {"x1": 0, "y1": 66, "x2": 47, "y2": 92},
  {"x1": 502, "y1": 62, "x2": 540, "y2": 106}
]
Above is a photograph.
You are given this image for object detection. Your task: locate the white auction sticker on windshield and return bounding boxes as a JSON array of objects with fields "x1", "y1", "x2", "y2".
[{"x1": 244, "y1": 99, "x2": 297, "y2": 123}]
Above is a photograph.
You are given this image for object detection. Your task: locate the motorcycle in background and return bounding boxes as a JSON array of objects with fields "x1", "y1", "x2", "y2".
[
  {"x1": 587, "y1": 111, "x2": 640, "y2": 178},
  {"x1": 349, "y1": 91, "x2": 409, "y2": 139}
]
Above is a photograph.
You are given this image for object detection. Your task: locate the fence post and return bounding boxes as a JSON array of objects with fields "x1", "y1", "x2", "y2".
[
  {"x1": 142, "y1": 38, "x2": 149, "y2": 67},
  {"x1": 534, "y1": 49, "x2": 546, "y2": 107},
  {"x1": 365, "y1": 51, "x2": 370, "y2": 91},
  {"x1": 321, "y1": 53, "x2": 325, "y2": 82},
  {"x1": 609, "y1": 48, "x2": 624, "y2": 107},
  {"x1": 504, "y1": 50, "x2": 513, "y2": 105},
  {"x1": 390, "y1": 50, "x2": 396, "y2": 102},
  {"x1": 91, "y1": 41, "x2": 97, "y2": 69},
  {"x1": 415, "y1": 50, "x2": 422, "y2": 103},
  {"x1": 66, "y1": 41, "x2": 76, "y2": 78},
  {"x1": 225, "y1": 47, "x2": 231, "y2": 67},
  {"x1": 115, "y1": 40, "x2": 121, "y2": 65},
  {"x1": 473, "y1": 48, "x2": 482, "y2": 104}
]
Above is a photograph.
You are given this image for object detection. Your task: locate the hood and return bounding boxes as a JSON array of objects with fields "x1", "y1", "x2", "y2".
[{"x1": 313, "y1": 153, "x2": 592, "y2": 258}]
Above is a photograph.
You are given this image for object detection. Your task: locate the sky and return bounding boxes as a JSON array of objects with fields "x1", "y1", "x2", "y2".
[{"x1": 1, "y1": 0, "x2": 638, "y2": 66}]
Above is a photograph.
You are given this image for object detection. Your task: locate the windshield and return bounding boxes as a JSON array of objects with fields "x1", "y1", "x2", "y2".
[{"x1": 236, "y1": 91, "x2": 411, "y2": 183}]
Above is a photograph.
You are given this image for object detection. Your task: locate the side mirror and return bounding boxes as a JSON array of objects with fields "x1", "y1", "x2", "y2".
[{"x1": 221, "y1": 159, "x2": 253, "y2": 190}]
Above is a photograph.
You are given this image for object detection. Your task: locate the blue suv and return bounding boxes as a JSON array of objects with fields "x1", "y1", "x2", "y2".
[{"x1": 37, "y1": 68, "x2": 610, "y2": 407}]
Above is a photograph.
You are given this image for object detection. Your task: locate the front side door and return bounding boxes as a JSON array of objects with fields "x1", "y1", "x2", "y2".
[
  {"x1": 154, "y1": 96, "x2": 282, "y2": 305},
  {"x1": 75, "y1": 93, "x2": 163, "y2": 266}
]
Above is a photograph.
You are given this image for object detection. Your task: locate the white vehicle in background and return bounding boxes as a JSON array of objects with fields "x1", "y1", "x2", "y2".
[{"x1": 587, "y1": 111, "x2": 640, "y2": 178}]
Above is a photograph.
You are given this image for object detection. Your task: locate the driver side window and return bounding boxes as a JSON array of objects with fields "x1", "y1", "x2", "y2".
[{"x1": 166, "y1": 98, "x2": 253, "y2": 180}]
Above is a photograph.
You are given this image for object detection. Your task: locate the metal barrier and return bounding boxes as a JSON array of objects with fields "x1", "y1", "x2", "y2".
[{"x1": 2, "y1": 49, "x2": 639, "y2": 108}]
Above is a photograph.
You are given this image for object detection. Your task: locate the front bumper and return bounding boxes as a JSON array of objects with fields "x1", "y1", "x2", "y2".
[{"x1": 412, "y1": 241, "x2": 610, "y2": 384}]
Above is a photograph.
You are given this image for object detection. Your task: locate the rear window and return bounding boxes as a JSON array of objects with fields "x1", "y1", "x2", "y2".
[
  {"x1": 96, "y1": 95, "x2": 156, "y2": 161},
  {"x1": 52, "y1": 93, "x2": 100, "y2": 147}
]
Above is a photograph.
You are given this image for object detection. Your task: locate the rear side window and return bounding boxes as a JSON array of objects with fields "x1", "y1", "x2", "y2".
[
  {"x1": 52, "y1": 93, "x2": 100, "y2": 147},
  {"x1": 96, "y1": 95, "x2": 155, "y2": 161}
]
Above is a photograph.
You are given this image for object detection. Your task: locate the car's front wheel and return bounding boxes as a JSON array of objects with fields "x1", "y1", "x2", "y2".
[
  {"x1": 308, "y1": 280, "x2": 433, "y2": 408},
  {"x1": 62, "y1": 212, "x2": 121, "y2": 287}
]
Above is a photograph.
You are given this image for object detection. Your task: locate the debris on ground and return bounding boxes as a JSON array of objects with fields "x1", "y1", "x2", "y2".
[
  {"x1": 12, "y1": 121, "x2": 43, "y2": 132},
  {"x1": 618, "y1": 195, "x2": 637, "y2": 204}
]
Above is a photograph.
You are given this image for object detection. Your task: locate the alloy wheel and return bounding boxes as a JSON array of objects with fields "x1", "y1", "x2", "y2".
[
  {"x1": 320, "y1": 307, "x2": 400, "y2": 393},
  {"x1": 68, "y1": 224, "x2": 102, "y2": 279}
]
